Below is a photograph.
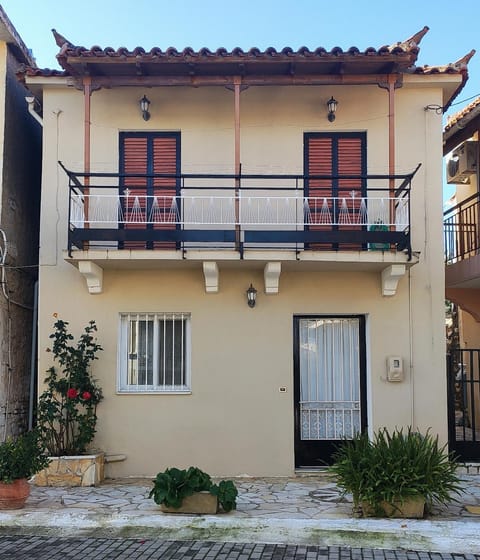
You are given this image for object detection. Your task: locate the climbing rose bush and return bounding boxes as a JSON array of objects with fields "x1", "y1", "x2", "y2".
[{"x1": 37, "y1": 316, "x2": 103, "y2": 456}]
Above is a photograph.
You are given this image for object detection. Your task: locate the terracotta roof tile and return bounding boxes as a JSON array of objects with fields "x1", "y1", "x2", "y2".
[
  {"x1": 21, "y1": 26, "x2": 473, "y2": 110},
  {"x1": 21, "y1": 67, "x2": 67, "y2": 77},
  {"x1": 48, "y1": 27, "x2": 429, "y2": 67},
  {"x1": 445, "y1": 96, "x2": 480, "y2": 131}
]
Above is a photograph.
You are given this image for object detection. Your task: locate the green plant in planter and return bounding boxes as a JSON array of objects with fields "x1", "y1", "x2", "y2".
[
  {"x1": 330, "y1": 427, "x2": 462, "y2": 517},
  {"x1": 36, "y1": 317, "x2": 103, "y2": 456},
  {"x1": 149, "y1": 466, "x2": 238, "y2": 512},
  {"x1": 0, "y1": 431, "x2": 50, "y2": 483}
]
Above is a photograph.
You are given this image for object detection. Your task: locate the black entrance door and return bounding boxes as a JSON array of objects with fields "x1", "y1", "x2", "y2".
[{"x1": 293, "y1": 315, "x2": 367, "y2": 467}]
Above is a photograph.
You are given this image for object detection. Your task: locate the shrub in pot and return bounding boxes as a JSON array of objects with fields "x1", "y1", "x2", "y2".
[
  {"x1": 149, "y1": 466, "x2": 238, "y2": 513},
  {"x1": 0, "y1": 430, "x2": 50, "y2": 509},
  {"x1": 330, "y1": 427, "x2": 462, "y2": 518},
  {"x1": 35, "y1": 316, "x2": 104, "y2": 487}
]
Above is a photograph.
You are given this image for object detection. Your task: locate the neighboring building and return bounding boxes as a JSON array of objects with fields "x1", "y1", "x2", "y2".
[
  {"x1": 0, "y1": 7, "x2": 41, "y2": 439},
  {"x1": 443, "y1": 97, "x2": 480, "y2": 460},
  {"x1": 23, "y1": 27, "x2": 472, "y2": 476}
]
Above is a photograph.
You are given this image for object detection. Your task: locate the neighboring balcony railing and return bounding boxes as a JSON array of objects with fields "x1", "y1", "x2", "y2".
[
  {"x1": 444, "y1": 192, "x2": 480, "y2": 265},
  {"x1": 62, "y1": 166, "x2": 415, "y2": 257}
]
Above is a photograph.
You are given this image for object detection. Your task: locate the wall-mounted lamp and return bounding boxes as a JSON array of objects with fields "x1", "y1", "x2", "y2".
[
  {"x1": 246, "y1": 284, "x2": 257, "y2": 308},
  {"x1": 140, "y1": 95, "x2": 151, "y2": 121},
  {"x1": 327, "y1": 96, "x2": 338, "y2": 122}
]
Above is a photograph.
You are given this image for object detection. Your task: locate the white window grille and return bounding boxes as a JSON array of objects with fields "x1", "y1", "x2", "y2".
[{"x1": 118, "y1": 313, "x2": 191, "y2": 393}]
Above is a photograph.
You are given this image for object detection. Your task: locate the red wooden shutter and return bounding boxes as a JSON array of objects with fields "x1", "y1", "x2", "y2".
[
  {"x1": 306, "y1": 134, "x2": 364, "y2": 250},
  {"x1": 338, "y1": 137, "x2": 363, "y2": 249},
  {"x1": 120, "y1": 134, "x2": 179, "y2": 250},
  {"x1": 307, "y1": 137, "x2": 333, "y2": 249},
  {"x1": 152, "y1": 137, "x2": 178, "y2": 249},
  {"x1": 122, "y1": 137, "x2": 148, "y2": 249}
]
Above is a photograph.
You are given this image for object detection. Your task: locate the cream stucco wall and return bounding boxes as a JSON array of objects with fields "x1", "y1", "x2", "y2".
[{"x1": 37, "y1": 77, "x2": 450, "y2": 477}]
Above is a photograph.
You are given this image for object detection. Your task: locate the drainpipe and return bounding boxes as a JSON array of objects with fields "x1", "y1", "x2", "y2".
[
  {"x1": 28, "y1": 281, "x2": 38, "y2": 430},
  {"x1": 25, "y1": 96, "x2": 43, "y2": 127}
]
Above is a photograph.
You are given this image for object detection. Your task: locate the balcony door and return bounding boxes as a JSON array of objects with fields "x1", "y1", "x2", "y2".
[
  {"x1": 304, "y1": 132, "x2": 366, "y2": 250},
  {"x1": 119, "y1": 132, "x2": 180, "y2": 249},
  {"x1": 293, "y1": 315, "x2": 367, "y2": 467}
]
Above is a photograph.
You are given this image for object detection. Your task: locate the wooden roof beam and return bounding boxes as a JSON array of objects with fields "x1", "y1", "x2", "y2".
[
  {"x1": 331, "y1": 62, "x2": 345, "y2": 75},
  {"x1": 80, "y1": 73, "x2": 403, "y2": 89}
]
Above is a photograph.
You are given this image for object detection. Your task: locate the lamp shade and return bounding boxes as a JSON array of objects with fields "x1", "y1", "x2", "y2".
[
  {"x1": 140, "y1": 95, "x2": 151, "y2": 121},
  {"x1": 246, "y1": 284, "x2": 257, "y2": 308},
  {"x1": 327, "y1": 96, "x2": 338, "y2": 122}
]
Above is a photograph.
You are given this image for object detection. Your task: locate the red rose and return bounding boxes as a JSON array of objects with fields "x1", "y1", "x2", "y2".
[
  {"x1": 67, "y1": 388, "x2": 79, "y2": 399},
  {"x1": 82, "y1": 391, "x2": 92, "y2": 401}
]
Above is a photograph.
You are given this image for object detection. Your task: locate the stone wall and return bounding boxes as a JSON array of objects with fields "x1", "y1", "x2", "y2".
[{"x1": 0, "y1": 45, "x2": 41, "y2": 439}]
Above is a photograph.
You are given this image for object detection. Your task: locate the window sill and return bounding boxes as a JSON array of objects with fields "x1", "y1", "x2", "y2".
[{"x1": 117, "y1": 389, "x2": 192, "y2": 395}]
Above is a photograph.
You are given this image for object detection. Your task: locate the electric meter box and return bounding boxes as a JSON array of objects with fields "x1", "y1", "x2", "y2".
[{"x1": 387, "y1": 356, "x2": 404, "y2": 382}]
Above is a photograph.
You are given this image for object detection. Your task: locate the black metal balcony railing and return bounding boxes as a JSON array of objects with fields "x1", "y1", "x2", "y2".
[
  {"x1": 444, "y1": 192, "x2": 480, "y2": 265},
  {"x1": 62, "y1": 164, "x2": 415, "y2": 258}
]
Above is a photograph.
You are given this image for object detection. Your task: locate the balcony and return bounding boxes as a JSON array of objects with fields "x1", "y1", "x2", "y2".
[
  {"x1": 444, "y1": 192, "x2": 480, "y2": 268},
  {"x1": 444, "y1": 192, "x2": 480, "y2": 319},
  {"x1": 62, "y1": 166, "x2": 418, "y2": 295}
]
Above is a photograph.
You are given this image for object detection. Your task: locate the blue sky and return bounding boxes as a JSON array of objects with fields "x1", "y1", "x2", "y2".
[
  {"x1": 2, "y1": 0, "x2": 479, "y2": 201},
  {"x1": 2, "y1": 0, "x2": 478, "y2": 121}
]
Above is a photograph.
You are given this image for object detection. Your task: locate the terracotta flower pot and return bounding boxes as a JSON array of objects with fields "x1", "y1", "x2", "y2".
[{"x1": 0, "y1": 478, "x2": 31, "y2": 509}]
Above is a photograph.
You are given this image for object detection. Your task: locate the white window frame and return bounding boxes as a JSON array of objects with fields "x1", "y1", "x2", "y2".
[{"x1": 118, "y1": 312, "x2": 191, "y2": 394}]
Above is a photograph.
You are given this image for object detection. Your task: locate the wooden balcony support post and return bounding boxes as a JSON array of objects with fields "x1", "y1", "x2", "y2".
[
  {"x1": 387, "y1": 75, "x2": 396, "y2": 228},
  {"x1": 83, "y1": 76, "x2": 92, "y2": 178},
  {"x1": 234, "y1": 76, "x2": 241, "y2": 252},
  {"x1": 378, "y1": 75, "x2": 402, "y2": 230},
  {"x1": 83, "y1": 76, "x2": 92, "y2": 244}
]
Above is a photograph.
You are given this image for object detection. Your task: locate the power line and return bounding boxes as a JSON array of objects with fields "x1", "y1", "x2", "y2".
[{"x1": 450, "y1": 93, "x2": 480, "y2": 107}]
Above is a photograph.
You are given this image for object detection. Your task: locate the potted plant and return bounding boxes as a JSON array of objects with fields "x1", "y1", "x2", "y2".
[
  {"x1": 330, "y1": 427, "x2": 462, "y2": 518},
  {"x1": 34, "y1": 315, "x2": 104, "y2": 487},
  {"x1": 149, "y1": 466, "x2": 238, "y2": 514},
  {"x1": 0, "y1": 430, "x2": 50, "y2": 509}
]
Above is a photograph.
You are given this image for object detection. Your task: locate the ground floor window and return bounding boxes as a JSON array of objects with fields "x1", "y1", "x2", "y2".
[{"x1": 118, "y1": 313, "x2": 190, "y2": 393}]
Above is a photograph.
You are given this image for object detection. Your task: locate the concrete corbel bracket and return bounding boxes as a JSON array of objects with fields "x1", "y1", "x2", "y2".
[
  {"x1": 203, "y1": 261, "x2": 219, "y2": 293},
  {"x1": 78, "y1": 260, "x2": 103, "y2": 294},
  {"x1": 264, "y1": 262, "x2": 281, "y2": 294},
  {"x1": 381, "y1": 264, "x2": 406, "y2": 297}
]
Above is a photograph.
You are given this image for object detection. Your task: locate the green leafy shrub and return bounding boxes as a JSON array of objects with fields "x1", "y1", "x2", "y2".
[
  {"x1": 210, "y1": 480, "x2": 238, "y2": 512},
  {"x1": 0, "y1": 431, "x2": 50, "y2": 483},
  {"x1": 149, "y1": 466, "x2": 238, "y2": 512},
  {"x1": 36, "y1": 317, "x2": 103, "y2": 456},
  {"x1": 330, "y1": 427, "x2": 462, "y2": 516}
]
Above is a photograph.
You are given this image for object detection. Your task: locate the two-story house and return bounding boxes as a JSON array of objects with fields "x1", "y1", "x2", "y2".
[
  {"x1": 22, "y1": 27, "x2": 472, "y2": 477},
  {"x1": 0, "y1": 7, "x2": 41, "y2": 439},
  {"x1": 443, "y1": 97, "x2": 480, "y2": 461}
]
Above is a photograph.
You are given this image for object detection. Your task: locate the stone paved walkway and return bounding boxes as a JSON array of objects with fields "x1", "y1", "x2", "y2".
[
  {"x1": 24, "y1": 474, "x2": 480, "y2": 520},
  {"x1": 1, "y1": 473, "x2": 480, "y2": 554}
]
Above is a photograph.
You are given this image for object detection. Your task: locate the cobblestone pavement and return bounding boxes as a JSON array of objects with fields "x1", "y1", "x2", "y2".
[{"x1": 0, "y1": 537, "x2": 479, "y2": 560}]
